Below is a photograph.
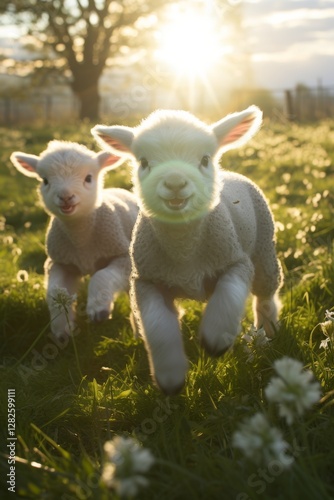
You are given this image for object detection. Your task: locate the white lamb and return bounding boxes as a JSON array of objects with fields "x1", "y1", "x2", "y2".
[
  {"x1": 92, "y1": 106, "x2": 283, "y2": 394},
  {"x1": 10, "y1": 141, "x2": 138, "y2": 339}
]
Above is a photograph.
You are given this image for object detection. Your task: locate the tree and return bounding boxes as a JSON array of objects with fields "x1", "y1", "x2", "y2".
[{"x1": 2, "y1": 0, "x2": 165, "y2": 121}]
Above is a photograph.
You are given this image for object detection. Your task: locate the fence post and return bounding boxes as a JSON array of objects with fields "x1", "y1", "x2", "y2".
[
  {"x1": 4, "y1": 97, "x2": 12, "y2": 126},
  {"x1": 284, "y1": 90, "x2": 294, "y2": 121},
  {"x1": 45, "y1": 95, "x2": 52, "y2": 123}
]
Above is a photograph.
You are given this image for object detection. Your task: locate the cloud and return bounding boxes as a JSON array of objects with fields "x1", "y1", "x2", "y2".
[
  {"x1": 242, "y1": 0, "x2": 334, "y2": 87},
  {"x1": 245, "y1": 7, "x2": 334, "y2": 28},
  {"x1": 253, "y1": 36, "x2": 334, "y2": 63}
]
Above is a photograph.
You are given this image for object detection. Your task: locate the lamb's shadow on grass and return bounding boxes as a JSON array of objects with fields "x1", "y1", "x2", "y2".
[
  {"x1": 1, "y1": 290, "x2": 149, "y2": 448},
  {"x1": 1, "y1": 289, "x2": 144, "y2": 428}
]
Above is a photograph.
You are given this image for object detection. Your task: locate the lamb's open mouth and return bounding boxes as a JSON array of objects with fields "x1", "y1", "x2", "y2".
[
  {"x1": 59, "y1": 204, "x2": 77, "y2": 215},
  {"x1": 164, "y1": 198, "x2": 189, "y2": 211}
]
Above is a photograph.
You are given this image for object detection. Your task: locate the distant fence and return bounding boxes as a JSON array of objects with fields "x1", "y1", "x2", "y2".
[
  {"x1": 284, "y1": 86, "x2": 334, "y2": 122},
  {"x1": 228, "y1": 86, "x2": 334, "y2": 123},
  {"x1": 0, "y1": 94, "x2": 80, "y2": 126},
  {"x1": 1, "y1": 86, "x2": 334, "y2": 125}
]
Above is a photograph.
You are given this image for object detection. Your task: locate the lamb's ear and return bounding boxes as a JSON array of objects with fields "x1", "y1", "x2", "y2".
[
  {"x1": 91, "y1": 125, "x2": 134, "y2": 156},
  {"x1": 211, "y1": 105, "x2": 263, "y2": 155},
  {"x1": 10, "y1": 152, "x2": 40, "y2": 179},
  {"x1": 96, "y1": 151, "x2": 124, "y2": 170}
]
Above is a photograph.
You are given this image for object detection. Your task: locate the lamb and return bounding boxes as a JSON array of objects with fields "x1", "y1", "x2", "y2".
[
  {"x1": 10, "y1": 141, "x2": 138, "y2": 339},
  {"x1": 92, "y1": 106, "x2": 283, "y2": 394}
]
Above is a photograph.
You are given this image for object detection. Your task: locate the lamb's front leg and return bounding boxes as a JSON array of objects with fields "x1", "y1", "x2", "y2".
[
  {"x1": 199, "y1": 264, "x2": 253, "y2": 356},
  {"x1": 253, "y1": 294, "x2": 281, "y2": 337},
  {"x1": 131, "y1": 279, "x2": 188, "y2": 395},
  {"x1": 86, "y1": 255, "x2": 131, "y2": 322},
  {"x1": 45, "y1": 259, "x2": 80, "y2": 338}
]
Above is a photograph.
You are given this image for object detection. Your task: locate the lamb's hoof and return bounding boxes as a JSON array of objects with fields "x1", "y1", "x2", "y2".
[
  {"x1": 91, "y1": 309, "x2": 110, "y2": 322},
  {"x1": 200, "y1": 336, "x2": 231, "y2": 358},
  {"x1": 50, "y1": 321, "x2": 76, "y2": 342},
  {"x1": 50, "y1": 331, "x2": 70, "y2": 345},
  {"x1": 155, "y1": 377, "x2": 185, "y2": 396}
]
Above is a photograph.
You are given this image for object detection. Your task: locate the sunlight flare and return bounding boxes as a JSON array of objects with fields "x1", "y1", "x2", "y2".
[{"x1": 155, "y1": 11, "x2": 228, "y2": 78}]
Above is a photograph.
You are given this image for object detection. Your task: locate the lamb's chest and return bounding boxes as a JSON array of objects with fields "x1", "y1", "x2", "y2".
[
  {"x1": 71, "y1": 244, "x2": 113, "y2": 276},
  {"x1": 46, "y1": 223, "x2": 120, "y2": 276},
  {"x1": 47, "y1": 238, "x2": 111, "y2": 275},
  {"x1": 133, "y1": 212, "x2": 244, "y2": 300},
  {"x1": 142, "y1": 252, "x2": 221, "y2": 301}
]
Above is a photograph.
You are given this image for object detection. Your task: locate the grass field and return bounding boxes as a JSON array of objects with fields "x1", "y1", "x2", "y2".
[{"x1": 0, "y1": 118, "x2": 334, "y2": 500}]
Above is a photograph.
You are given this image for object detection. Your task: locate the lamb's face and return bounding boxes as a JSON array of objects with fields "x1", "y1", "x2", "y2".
[
  {"x1": 91, "y1": 106, "x2": 263, "y2": 222},
  {"x1": 11, "y1": 141, "x2": 121, "y2": 221},
  {"x1": 131, "y1": 117, "x2": 221, "y2": 222},
  {"x1": 37, "y1": 151, "x2": 101, "y2": 219}
]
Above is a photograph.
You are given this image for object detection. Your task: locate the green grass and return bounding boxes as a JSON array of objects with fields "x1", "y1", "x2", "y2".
[{"x1": 1, "y1": 119, "x2": 334, "y2": 499}]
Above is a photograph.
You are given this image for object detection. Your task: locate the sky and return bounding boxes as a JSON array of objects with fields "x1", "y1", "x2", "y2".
[
  {"x1": 242, "y1": 0, "x2": 334, "y2": 89},
  {"x1": 0, "y1": 0, "x2": 334, "y2": 91}
]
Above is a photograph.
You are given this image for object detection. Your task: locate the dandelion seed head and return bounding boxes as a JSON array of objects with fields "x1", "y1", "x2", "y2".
[{"x1": 51, "y1": 287, "x2": 77, "y2": 312}]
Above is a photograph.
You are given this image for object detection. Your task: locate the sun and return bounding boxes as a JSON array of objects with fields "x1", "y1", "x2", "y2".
[{"x1": 156, "y1": 11, "x2": 223, "y2": 78}]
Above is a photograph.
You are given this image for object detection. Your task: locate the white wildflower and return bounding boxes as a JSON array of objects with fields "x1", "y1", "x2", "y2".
[
  {"x1": 325, "y1": 310, "x2": 334, "y2": 322},
  {"x1": 319, "y1": 310, "x2": 334, "y2": 349},
  {"x1": 102, "y1": 436, "x2": 155, "y2": 498},
  {"x1": 320, "y1": 337, "x2": 330, "y2": 350},
  {"x1": 265, "y1": 357, "x2": 321, "y2": 425},
  {"x1": 16, "y1": 270, "x2": 29, "y2": 282},
  {"x1": 0, "y1": 216, "x2": 6, "y2": 231},
  {"x1": 3, "y1": 235, "x2": 13, "y2": 245},
  {"x1": 232, "y1": 413, "x2": 292, "y2": 467},
  {"x1": 241, "y1": 326, "x2": 271, "y2": 362},
  {"x1": 51, "y1": 287, "x2": 77, "y2": 313}
]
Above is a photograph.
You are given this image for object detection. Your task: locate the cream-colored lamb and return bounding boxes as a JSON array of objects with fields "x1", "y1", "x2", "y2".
[
  {"x1": 92, "y1": 107, "x2": 283, "y2": 394},
  {"x1": 11, "y1": 141, "x2": 138, "y2": 338}
]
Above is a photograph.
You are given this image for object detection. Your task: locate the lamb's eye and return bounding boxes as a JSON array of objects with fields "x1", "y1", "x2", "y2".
[
  {"x1": 140, "y1": 157, "x2": 149, "y2": 170},
  {"x1": 85, "y1": 174, "x2": 93, "y2": 183},
  {"x1": 200, "y1": 155, "x2": 210, "y2": 168},
  {"x1": 42, "y1": 178, "x2": 49, "y2": 186}
]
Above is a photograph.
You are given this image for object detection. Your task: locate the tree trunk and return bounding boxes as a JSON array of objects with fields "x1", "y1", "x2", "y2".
[
  {"x1": 74, "y1": 83, "x2": 101, "y2": 122},
  {"x1": 70, "y1": 64, "x2": 102, "y2": 121}
]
